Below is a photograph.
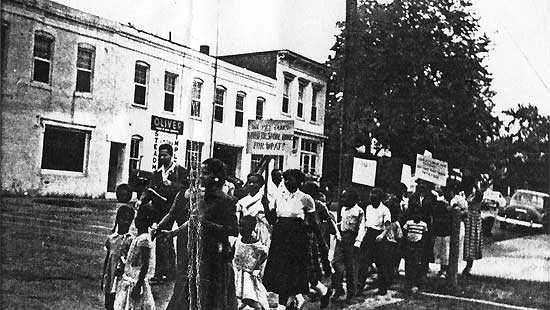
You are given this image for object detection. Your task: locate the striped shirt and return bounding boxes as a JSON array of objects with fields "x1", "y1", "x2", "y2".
[{"x1": 403, "y1": 220, "x2": 427, "y2": 243}]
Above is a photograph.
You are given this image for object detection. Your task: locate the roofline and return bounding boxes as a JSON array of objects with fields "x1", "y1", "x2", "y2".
[{"x1": 220, "y1": 49, "x2": 327, "y2": 69}]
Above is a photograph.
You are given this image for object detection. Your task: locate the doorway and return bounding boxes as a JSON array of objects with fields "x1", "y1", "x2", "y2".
[
  {"x1": 107, "y1": 142, "x2": 125, "y2": 192},
  {"x1": 213, "y1": 142, "x2": 242, "y2": 178}
]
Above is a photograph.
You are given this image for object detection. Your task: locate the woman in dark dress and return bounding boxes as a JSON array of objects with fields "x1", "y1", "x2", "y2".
[
  {"x1": 160, "y1": 158, "x2": 238, "y2": 310},
  {"x1": 261, "y1": 170, "x2": 329, "y2": 309}
]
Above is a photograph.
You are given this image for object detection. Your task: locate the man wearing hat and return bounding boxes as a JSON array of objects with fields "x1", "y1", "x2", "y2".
[{"x1": 136, "y1": 143, "x2": 189, "y2": 282}]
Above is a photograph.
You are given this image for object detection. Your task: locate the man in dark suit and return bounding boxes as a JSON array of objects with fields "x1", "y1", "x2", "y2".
[{"x1": 137, "y1": 143, "x2": 189, "y2": 282}]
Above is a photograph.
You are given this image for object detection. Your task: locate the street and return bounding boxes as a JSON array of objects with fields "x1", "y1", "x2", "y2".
[{"x1": 1, "y1": 197, "x2": 548, "y2": 309}]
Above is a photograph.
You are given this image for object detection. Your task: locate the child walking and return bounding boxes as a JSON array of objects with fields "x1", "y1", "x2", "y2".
[
  {"x1": 233, "y1": 216, "x2": 269, "y2": 310},
  {"x1": 102, "y1": 205, "x2": 135, "y2": 310},
  {"x1": 403, "y1": 206, "x2": 428, "y2": 293},
  {"x1": 114, "y1": 207, "x2": 156, "y2": 310},
  {"x1": 375, "y1": 200, "x2": 403, "y2": 296},
  {"x1": 331, "y1": 188, "x2": 365, "y2": 303}
]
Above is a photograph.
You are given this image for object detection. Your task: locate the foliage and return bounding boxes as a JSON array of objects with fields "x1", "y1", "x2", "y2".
[
  {"x1": 490, "y1": 104, "x2": 549, "y2": 193},
  {"x1": 324, "y1": 0, "x2": 501, "y2": 190}
]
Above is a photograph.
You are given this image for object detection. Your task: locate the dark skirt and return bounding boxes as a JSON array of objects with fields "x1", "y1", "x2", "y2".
[
  {"x1": 263, "y1": 217, "x2": 311, "y2": 297},
  {"x1": 306, "y1": 231, "x2": 323, "y2": 283}
]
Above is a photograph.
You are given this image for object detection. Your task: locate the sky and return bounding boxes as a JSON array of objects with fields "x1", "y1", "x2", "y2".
[{"x1": 55, "y1": 0, "x2": 549, "y2": 116}]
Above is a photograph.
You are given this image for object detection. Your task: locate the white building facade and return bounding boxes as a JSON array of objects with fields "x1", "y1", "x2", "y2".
[{"x1": 0, "y1": 0, "x2": 327, "y2": 197}]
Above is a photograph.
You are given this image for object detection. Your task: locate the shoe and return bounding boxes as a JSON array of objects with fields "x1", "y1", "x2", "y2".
[{"x1": 320, "y1": 290, "x2": 331, "y2": 308}]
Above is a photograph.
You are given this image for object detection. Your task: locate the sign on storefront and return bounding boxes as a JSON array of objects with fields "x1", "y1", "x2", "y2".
[
  {"x1": 246, "y1": 120, "x2": 294, "y2": 155},
  {"x1": 414, "y1": 154, "x2": 448, "y2": 186},
  {"x1": 150, "y1": 115, "x2": 184, "y2": 135}
]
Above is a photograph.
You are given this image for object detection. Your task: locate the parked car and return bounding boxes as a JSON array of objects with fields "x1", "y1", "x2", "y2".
[
  {"x1": 496, "y1": 189, "x2": 550, "y2": 230},
  {"x1": 482, "y1": 190, "x2": 507, "y2": 209}
]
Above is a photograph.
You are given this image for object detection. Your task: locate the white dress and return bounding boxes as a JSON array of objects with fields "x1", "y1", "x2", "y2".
[
  {"x1": 233, "y1": 237, "x2": 269, "y2": 310},
  {"x1": 114, "y1": 233, "x2": 156, "y2": 310}
]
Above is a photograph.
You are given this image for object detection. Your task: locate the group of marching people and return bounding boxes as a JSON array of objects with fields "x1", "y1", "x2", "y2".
[{"x1": 101, "y1": 143, "x2": 484, "y2": 310}]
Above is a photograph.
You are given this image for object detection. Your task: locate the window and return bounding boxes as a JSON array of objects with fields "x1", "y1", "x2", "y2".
[
  {"x1": 191, "y1": 78, "x2": 202, "y2": 117},
  {"x1": 282, "y1": 77, "x2": 291, "y2": 113},
  {"x1": 1, "y1": 22, "x2": 8, "y2": 74},
  {"x1": 256, "y1": 97, "x2": 264, "y2": 120},
  {"x1": 292, "y1": 136, "x2": 299, "y2": 151},
  {"x1": 235, "y1": 91, "x2": 245, "y2": 127},
  {"x1": 33, "y1": 32, "x2": 54, "y2": 84},
  {"x1": 129, "y1": 135, "x2": 143, "y2": 171},
  {"x1": 311, "y1": 88, "x2": 319, "y2": 122},
  {"x1": 164, "y1": 72, "x2": 177, "y2": 112},
  {"x1": 133, "y1": 61, "x2": 149, "y2": 106},
  {"x1": 75, "y1": 44, "x2": 95, "y2": 92},
  {"x1": 300, "y1": 139, "x2": 318, "y2": 175},
  {"x1": 251, "y1": 154, "x2": 263, "y2": 173},
  {"x1": 274, "y1": 155, "x2": 284, "y2": 170},
  {"x1": 297, "y1": 82, "x2": 307, "y2": 118},
  {"x1": 41, "y1": 125, "x2": 89, "y2": 172},
  {"x1": 214, "y1": 86, "x2": 225, "y2": 122},
  {"x1": 185, "y1": 140, "x2": 203, "y2": 171}
]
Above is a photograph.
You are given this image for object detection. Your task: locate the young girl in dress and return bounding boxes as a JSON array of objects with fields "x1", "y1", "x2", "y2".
[
  {"x1": 114, "y1": 207, "x2": 156, "y2": 310},
  {"x1": 233, "y1": 215, "x2": 269, "y2": 310},
  {"x1": 102, "y1": 205, "x2": 135, "y2": 310}
]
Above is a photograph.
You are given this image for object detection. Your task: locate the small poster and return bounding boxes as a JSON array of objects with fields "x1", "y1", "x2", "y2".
[
  {"x1": 352, "y1": 158, "x2": 377, "y2": 187},
  {"x1": 401, "y1": 164, "x2": 412, "y2": 186},
  {"x1": 246, "y1": 120, "x2": 294, "y2": 155},
  {"x1": 414, "y1": 154, "x2": 448, "y2": 186}
]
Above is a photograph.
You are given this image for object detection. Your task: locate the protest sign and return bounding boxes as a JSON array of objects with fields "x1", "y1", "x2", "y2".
[
  {"x1": 246, "y1": 120, "x2": 294, "y2": 155},
  {"x1": 401, "y1": 164, "x2": 412, "y2": 186},
  {"x1": 352, "y1": 157, "x2": 377, "y2": 186},
  {"x1": 415, "y1": 154, "x2": 448, "y2": 186}
]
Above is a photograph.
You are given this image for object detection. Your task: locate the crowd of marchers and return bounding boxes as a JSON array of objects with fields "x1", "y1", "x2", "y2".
[{"x1": 101, "y1": 143, "x2": 483, "y2": 310}]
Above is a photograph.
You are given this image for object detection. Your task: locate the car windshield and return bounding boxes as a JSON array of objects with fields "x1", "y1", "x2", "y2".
[{"x1": 511, "y1": 192, "x2": 545, "y2": 209}]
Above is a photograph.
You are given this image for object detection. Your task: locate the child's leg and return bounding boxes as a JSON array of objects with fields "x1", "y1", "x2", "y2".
[
  {"x1": 104, "y1": 293, "x2": 115, "y2": 310},
  {"x1": 331, "y1": 242, "x2": 346, "y2": 294},
  {"x1": 343, "y1": 242, "x2": 358, "y2": 298}
]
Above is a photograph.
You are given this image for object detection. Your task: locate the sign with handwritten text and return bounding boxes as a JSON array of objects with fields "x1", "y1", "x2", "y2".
[{"x1": 246, "y1": 120, "x2": 294, "y2": 155}]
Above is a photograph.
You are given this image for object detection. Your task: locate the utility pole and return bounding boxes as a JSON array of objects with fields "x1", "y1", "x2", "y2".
[
  {"x1": 209, "y1": 0, "x2": 221, "y2": 158},
  {"x1": 337, "y1": 0, "x2": 358, "y2": 201}
]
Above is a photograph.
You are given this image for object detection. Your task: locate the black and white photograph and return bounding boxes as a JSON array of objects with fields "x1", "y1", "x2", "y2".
[{"x1": 1, "y1": 0, "x2": 549, "y2": 309}]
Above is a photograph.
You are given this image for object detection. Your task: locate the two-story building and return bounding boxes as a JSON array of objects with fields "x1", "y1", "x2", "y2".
[{"x1": 0, "y1": 0, "x2": 327, "y2": 197}]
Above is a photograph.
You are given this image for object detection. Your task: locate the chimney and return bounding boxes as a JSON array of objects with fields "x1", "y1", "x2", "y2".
[
  {"x1": 168, "y1": 31, "x2": 172, "y2": 41},
  {"x1": 199, "y1": 45, "x2": 210, "y2": 55}
]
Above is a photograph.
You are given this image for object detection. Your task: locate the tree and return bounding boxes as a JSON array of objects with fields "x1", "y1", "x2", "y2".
[
  {"x1": 491, "y1": 104, "x2": 549, "y2": 193},
  {"x1": 324, "y1": 0, "x2": 501, "y2": 190}
]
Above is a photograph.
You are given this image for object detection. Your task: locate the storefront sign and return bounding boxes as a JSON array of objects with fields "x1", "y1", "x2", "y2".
[
  {"x1": 414, "y1": 154, "x2": 448, "y2": 186},
  {"x1": 150, "y1": 115, "x2": 184, "y2": 135},
  {"x1": 352, "y1": 157, "x2": 377, "y2": 187},
  {"x1": 246, "y1": 120, "x2": 294, "y2": 155}
]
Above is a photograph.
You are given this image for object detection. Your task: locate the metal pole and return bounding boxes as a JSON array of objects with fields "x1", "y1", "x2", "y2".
[{"x1": 208, "y1": 0, "x2": 221, "y2": 158}]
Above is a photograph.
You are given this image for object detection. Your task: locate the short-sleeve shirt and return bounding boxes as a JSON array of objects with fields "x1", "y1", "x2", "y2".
[
  {"x1": 236, "y1": 192, "x2": 264, "y2": 218},
  {"x1": 123, "y1": 233, "x2": 156, "y2": 282},
  {"x1": 403, "y1": 220, "x2": 427, "y2": 243},
  {"x1": 275, "y1": 189, "x2": 315, "y2": 219},
  {"x1": 365, "y1": 203, "x2": 391, "y2": 231}
]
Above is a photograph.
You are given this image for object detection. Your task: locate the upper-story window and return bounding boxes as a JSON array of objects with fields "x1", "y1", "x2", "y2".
[
  {"x1": 235, "y1": 91, "x2": 245, "y2": 127},
  {"x1": 311, "y1": 88, "x2": 319, "y2": 122},
  {"x1": 75, "y1": 44, "x2": 95, "y2": 93},
  {"x1": 214, "y1": 86, "x2": 225, "y2": 122},
  {"x1": 282, "y1": 77, "x2": 291, "y2": 113},
  {"x1": 133, "y1": 61, "x2": 149, "y2": 106},
  {"x1": 33, "y1": 31, "x2": 54, "y2": 84},
  {"x1": 164, "y1": 72, "x2": 177, "y2": 112},
  {"x1": 191, "y1": 78, "x2": 202, "y2": 118},
  {"x1": 256, "y1": 97, "x2": 265, "y2": 120},
  {"x1": 297, "y1": 82, "x2": 305, "y2": 118}
]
